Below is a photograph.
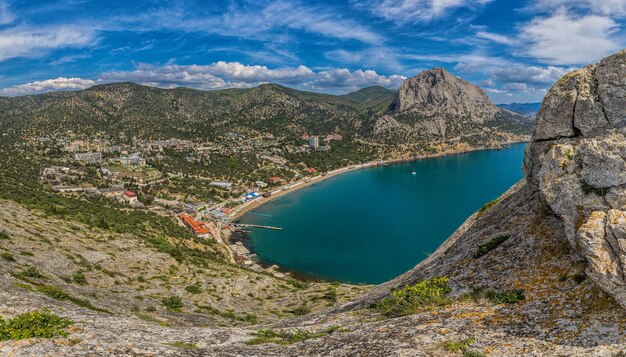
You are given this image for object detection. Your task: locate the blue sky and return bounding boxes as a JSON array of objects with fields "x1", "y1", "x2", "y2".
[{"x1": 0, "y1": 0, "x2": 625, "y2": 103}]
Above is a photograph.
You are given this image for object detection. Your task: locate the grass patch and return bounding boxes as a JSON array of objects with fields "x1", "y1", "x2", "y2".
[
  {"x1": 443, "y1": 338, "x2": 474, "y2": 352},
  {"x1": 246, "y1": 326, "x2": 349, "y2": 345},
  {"x1": 166, "y1": 341, "x2": 198, "y2": 350},
  {"x1": 290, "y1": 305, "x2": 311, "y2": 316},
  {"x1": 374, "y1": 276, "x2": 452, "y2": 317},
  {"x1": 185, "y1": 284, "x2": 201, "y2": 294},
  {"x1": 0, "y1": 230, "x2": 9, "y2": 240},
  {"x1": 73, "y1": 272, "x2": 88, "y2": 285},
  {"x1": 18, "y1": 266, "x2": 45, "y2": 279},
  {"x1": 472, "y1": 234, "x2": 510, "y2": 259},
  {"x1": 162, "y1": 296, "x2": 183, "y2": 312},
  {"x1": 0, "y1": 309, "x2": 72, "y2": 341},
  {"x1": 1, "y1": 252, "x2": 14, "y2": 262},
  {"x1": 286, "y1": 279, "x2": 310, "y2": 289},
  {"x1": 464, "y1": 286, "x2": 525, "y2": 304},
  {"x1": 35, "y1": 285, "x2": 110, "y2": 313},
  {"x1": 477, "y1": 198, "x2": 500, "y2": 217}
]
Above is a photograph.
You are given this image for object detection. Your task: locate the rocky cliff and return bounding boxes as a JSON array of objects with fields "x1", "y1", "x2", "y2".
[{"x1": 3, "y1": 54, "x2": 626, "y2": 356}]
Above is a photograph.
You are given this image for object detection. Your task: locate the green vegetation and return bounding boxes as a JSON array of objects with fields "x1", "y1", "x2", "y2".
[
  {"x1": 464, "y1": 286, "x2": 525, "y2": 304},
  {"x1": 185, "y1": 283, "x2": 202, "y2": 294},
  {"x1": 165, "y1": 341, "x2": 198, "y2": 350},
  {"x1": 573, "y1": 273, "x2": 586, "y2": 284},
  {"x1": 162, "y1": 296, "x2": 183, "y2": 311},
  {"x1": 18, "y1": 266, "x2": 45, "y2": 279},
  {"x1": 290, "y1": 305, "x2": 311, "y2": 316},
  {"x1": 581, "y1": 181, "x2": 609, "y2": 197},
  {"x1": 72, "y1": 272, "x2": 88, "y2": 285},
  {"x1": 472, "y1": 234, "x2": 510, "y2": 259},
  {"x1": 0, "y1": 231, "x2": 9, "y2": 240},
  {"x1": 35, "y1": 285, "x2": 110, "y2": 313},
  {"x1": 374, "y1": 276, "x2": 452, "y2": 317},
  {"x1": 443, "y1": 338, "x2": 474, "y2": 352},
  {"x1": 0, "y1": 309, "x2": 72, "y2": 341},
  {"x1": 246, "y1": 326, "x2": 349, "y2": 345},
  {"x1": 477, "y1": 198, "x2": 500, "y2": 217},
  {"x1": 463, "y1": 351, "x2": 486, "y2": 357},
  {"x1": 1, "y1": 252, "x2": 14, "y2": 261}
]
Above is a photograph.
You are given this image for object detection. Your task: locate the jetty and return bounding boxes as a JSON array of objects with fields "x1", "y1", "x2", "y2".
[{"x1": 230, "y1": 223, "x2": 283, "y2": 231}]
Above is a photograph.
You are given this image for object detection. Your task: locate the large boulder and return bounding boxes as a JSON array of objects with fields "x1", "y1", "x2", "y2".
[{"x1": 525, "y1": 49, "x2": 626, "y2": 308}]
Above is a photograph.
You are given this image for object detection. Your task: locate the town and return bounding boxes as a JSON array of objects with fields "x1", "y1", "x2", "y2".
[{"x1": 32, "y1": 130, "x2": 351, "y2": 276}]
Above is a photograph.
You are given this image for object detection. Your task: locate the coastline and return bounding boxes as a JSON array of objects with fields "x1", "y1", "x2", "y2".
[{"x1": 229, "y1": 139, "x2": 529, "y2": 221}]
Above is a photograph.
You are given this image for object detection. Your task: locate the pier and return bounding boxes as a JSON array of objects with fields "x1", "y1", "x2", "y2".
[{"x1": 230, "y1": 223, "x2": 283, "y2": 231}]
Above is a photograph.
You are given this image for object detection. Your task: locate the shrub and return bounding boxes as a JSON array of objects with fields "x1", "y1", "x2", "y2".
[
  {"x1": 162, "y1": 296, "x2": 183, "y2": 311},
  {"x1": 1, "y1": 252, "x2": 14, "y2": 262},
  {"x1": 36, "y1": 285, "x2": 109, "y2": 313},
  {"x1": 19, "y1": 266, "x2": 45, "y2": 279},
  {"x1": 246, "y1": 326, "x2": 348, "y2": 345},
  {"x1": 166, "y1": 341, "x2": 198, "y2": 350},
  {"x1": 443, "y1": 338, "x2": 474, "y2": 352},
  {"x1": 286, "y1": 279, "x2": 310, "y2": 289},
  {"x1": 477, "y1": 198, "x2": 500, "y2": 217},
  {"x1": 290, "y1": 305, "x2": 311, "y2": 316},
  {"x1": 463, "y1": 351, "x2": 486, "y2": 357},
  {"x1": 73, "y1": 272, "x2": 88, "y2": 285},
  {"x1": 0, "y1": 231, "x2": 9, "y2": 240},
  {"x1": 472, "y1": 234, "x2": 510, "y2": 259},
  {"x1": 374, "y1": 276, "x2": 452, "y2": 317},
  {"x1": 573, "y1": 273, "x2": 586, "y2": 284},
  {"x1": 484, "y1": 289, "x2": 525, "y2": 304},
  {"x1": 0, "y1": 309, "x2": 72, "y2": 341},
  {"x1": 137, "y1": 275, "x2": 146, "y2": 282},
  {"x1": 19, "y1": 251, "x2": 34, "y2": 256},
  {"x1": 185, "y1": 284, "x2": 201, "y2": 294}
]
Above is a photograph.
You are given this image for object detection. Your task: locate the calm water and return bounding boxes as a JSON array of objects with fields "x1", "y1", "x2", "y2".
[{"x1": 238, "y1": 144, "x2": 526, "y2": 284}]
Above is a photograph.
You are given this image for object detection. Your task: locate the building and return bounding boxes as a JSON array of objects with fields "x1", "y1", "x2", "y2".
[
  {"x1": 210, "y1": 181, "x2": 233, "y2": 190},
  {"x1": 53, "y1": 186, "x2": 83, "y2": 193},
  {"x1": 123, "y1": 191, "x2": 138, "y2": 204},
  {"x1": 74, "y1": 152, "x2": 102, "y2": 164},
  {"x1": 309, "y1": 136, "x2": 319, "y2": 149},
  {"x1": 244, "y1": 192, "x2": 261, "y2": 201},
  {"x1": 268, "y1": 176, "x2": 287, "y2": 185},
  {"x1": 179, "y1": 214, "x2": 212, "y2": 239},
  {"x1": 118, "y1": 153, "x2": 146, "y2": 166},
  {"x1": 255, "y1": 181, "x2": 268, "y2": 188},
  {"x1": 97, "y1": 187, "x2": 125, "y2": 198},
  {"x1": 305, "y1": 167, "x2": 317, "y2": 174}
]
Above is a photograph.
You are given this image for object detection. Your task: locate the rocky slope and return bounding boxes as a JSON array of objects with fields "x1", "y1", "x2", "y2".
[{"x1": 6, "y1": 52, "x2": 626, "y2": 355}]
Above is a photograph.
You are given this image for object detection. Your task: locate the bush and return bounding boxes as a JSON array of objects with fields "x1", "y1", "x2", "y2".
[
  {"x1": 290, "y1": 305, "x2": 311, "y2": 316},
  {"x1": 246, "y1": 326, "x2": 349, "y2": 345},
  {"x1": 286, "y1": 279, "x2": 310, "y2": 289},
  {"x1": 463, "y1": 286, "x2": 525, "y2": 304},
  {"x1": 573, "y1": 273, "x2": 586, "y2": 284},
  {"x1": 374, "y1": 276, "x2": 452, "y2": 317},
  {"x1": 472, "y1": 234, "x2": 510, "y2": 259},
  {"x1": 185, "y1": 284, "x2": 201, "y2": 294},
  {"x1": 443, "y1": 338, "x2": 474, "y2": 352},
  {"x1": 162, "y1": 296, "x2": 183, "y2": 311},
  {"x1": 19, "y1": 266, "x2": 45, "y2": 279},
  {"x1": 0, "y1": 309, "x2": 72, "y2": 341},
  {"x1": 1, "y1": 252, "x2": 14, "y2": 262},
  {"x1": 0, "y1": 231, "x2": 9, "y2": 240},
  {"x1": 477, "y1": 198, "x2": 500, "y2": 217},
  {"x1": 73, "y1": 272, "x2": 88, "y2": 285}
]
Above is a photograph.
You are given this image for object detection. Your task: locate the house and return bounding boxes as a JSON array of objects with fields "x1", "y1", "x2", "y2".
[
  {"x1": 123, "y1": 191, "x2": 138, "y2": 204},
  {"x1": 210, "y1": 181, "x2": 233, "y2": 190},
  {"x1": 305, "y1": 167, "x2": 317, "y2": 174},
  {"x1": 74, "y1": 152, "x2": 102, "y2": 164},
  {"x1": 53, "y1": 186, "x2": 83, "y2": 193},
  {"x1": 255, "y1": 181, "x2": 268, "y2": 188},
  {"x1": 179, "y1": 214, "x2": 212, "y2": 239},
  {"x1": 268, "y1": 176, "x2": 287, "y2": 185},
  {"x1": 97, "y1": 188, "x2": 125, "y2": 198}
]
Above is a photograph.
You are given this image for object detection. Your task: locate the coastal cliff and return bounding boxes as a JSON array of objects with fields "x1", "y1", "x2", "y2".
[{"x1": 3, "y1": 52, "x2": 626, "y2": 356}]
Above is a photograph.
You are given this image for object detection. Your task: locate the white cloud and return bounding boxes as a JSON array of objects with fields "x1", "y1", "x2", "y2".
[
  {"x1": 0, "y1": 77, "x2": 96, "y2": 96},
  {"x1": 475, "y1": 31, "x2": 516, "y2": 45},
  {"x1": 364, "y1": 0, "x2": 492, "y2": 23},
  {"x1": 0, "y1": 25, "x2": 96, "y2": 61},
  {"x1": 490, "y1": 65, "x2": 571, "y2": 86},
  {"x1": 1, "y1": 62, "x2": 406, "y2": 96},
  {"x1": 531, "y1": 0, "x2": 626, "y2": 17},
  {"x1": 519, "y1": 9, "x2": 620, "y2": 64}
]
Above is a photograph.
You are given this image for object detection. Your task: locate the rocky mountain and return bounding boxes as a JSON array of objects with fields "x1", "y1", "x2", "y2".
[
  {"x1": 3, "y1": 51, "x2": 626, "y2": 356},
  {"x1": 372, "y1": 68, "x2": 530, "y2": 141},
  {"x1": 498, "y1": 102, "x2": 542, "y2": 117}
]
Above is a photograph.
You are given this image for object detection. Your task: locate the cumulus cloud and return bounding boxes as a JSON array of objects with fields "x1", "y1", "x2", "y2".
[
  {"x1": 489, "y1": 65, "x2": 571, "y2": 86},
  {"x1": 0, "y1": 25, "x2": 96, "y2": 61},
  {"x1": 364, "y1": 0, "x2": 492, "y2": 23},
  {"x1": 1, "y1": 62, "x2": 405, "y2": 96},
  {"x1": 0, "y1": 77, "x2": 96, "y2": 96},
  {"x1": 519, "y1": 9, "x2": 620, "y2": 64}
]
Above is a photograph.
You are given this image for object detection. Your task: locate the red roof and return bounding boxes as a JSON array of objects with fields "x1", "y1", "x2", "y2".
[
  {"x1": 124, "y1": 191, "x2": 137, "y2": 198},
  {"x1": 179, "y1": 214, "x2": 210, "y2": 235},
  {"x1": 305, "y1": 168, "x2": 317, "y2": 173}
]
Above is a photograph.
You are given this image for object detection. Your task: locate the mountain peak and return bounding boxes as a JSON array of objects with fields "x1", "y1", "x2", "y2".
[{"x1": 394, "y1": 68, "x2": 498, "y2": 123}]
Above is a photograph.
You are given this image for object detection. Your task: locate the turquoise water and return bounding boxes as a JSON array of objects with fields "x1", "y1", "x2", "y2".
[{"x1": 238, "y1": 144, "x2": 526, "y2": 284}]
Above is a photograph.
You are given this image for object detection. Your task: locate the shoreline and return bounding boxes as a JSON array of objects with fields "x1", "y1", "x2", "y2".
[{"x1": 229, "y1": 139, "x2": 528, "y2": 221}]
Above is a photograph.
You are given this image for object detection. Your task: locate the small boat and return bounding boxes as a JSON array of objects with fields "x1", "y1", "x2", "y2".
[{"x1": 411, "y1": 171, "x2": 417, "y2": 175}]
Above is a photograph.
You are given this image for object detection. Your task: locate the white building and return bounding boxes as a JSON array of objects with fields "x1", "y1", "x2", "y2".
[{"x1": 309, "y1": 136, "x2": 319, "y2": 149}]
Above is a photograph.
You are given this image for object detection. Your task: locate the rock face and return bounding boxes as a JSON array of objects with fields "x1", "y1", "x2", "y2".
[
  {"x1": 393, "y1": 68, "x2": 501, "y2": 136},
  {"x1": 524, "y1": 50, "x2": 626, "y2": 309}
]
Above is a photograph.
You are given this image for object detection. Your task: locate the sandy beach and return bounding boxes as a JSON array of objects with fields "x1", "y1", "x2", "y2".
[{"x1": 229, "y1": 139, "x2": 528, "y2": 221}]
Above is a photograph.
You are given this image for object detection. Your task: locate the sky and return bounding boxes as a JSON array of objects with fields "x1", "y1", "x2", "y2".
[{"x1": 0, "y1": 0, "x2": 625, "y2": 103}]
